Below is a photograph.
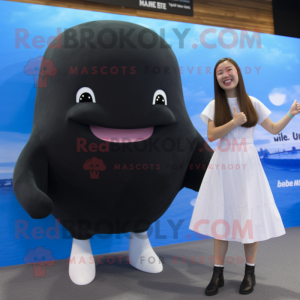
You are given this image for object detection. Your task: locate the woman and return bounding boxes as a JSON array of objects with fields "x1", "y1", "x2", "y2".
[{"x1": 189, "y1": 57, "x2": 300, "y2": 296}]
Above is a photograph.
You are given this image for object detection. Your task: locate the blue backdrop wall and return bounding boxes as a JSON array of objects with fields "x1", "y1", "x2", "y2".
[{"x1": 0, "y1": 0, "x2": 299, "y2": 267}]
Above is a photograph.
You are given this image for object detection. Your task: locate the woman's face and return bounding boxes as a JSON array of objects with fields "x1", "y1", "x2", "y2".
[{"x1": 216, "y1": 60, "x2": 239, "y2": 93}]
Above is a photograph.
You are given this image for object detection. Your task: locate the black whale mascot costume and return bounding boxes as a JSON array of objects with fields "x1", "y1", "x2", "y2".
[{"x1": 13, "y1": 21, "x2": 213, "y2": 285}]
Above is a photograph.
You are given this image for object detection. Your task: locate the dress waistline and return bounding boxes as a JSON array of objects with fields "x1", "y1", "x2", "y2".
[{"x1": 218, "y1": 137, "x2": 254, "y2": 148}]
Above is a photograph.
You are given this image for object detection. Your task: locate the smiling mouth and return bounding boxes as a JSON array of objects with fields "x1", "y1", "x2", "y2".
[
  {"x1": 90, "y1": 125, "x2": 154, "y2": 143},
  {"x1": 223, "y1": 79, "x2": 232, "y2": 86}
]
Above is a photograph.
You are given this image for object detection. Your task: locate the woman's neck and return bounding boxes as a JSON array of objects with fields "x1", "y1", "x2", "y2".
[{"x1": 225, "y1": 89, "x2": 237, "y2": 98}]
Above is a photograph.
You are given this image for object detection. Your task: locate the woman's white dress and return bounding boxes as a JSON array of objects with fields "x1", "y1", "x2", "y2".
[{"x1": 189, "y1": 96, "x2": 286, "y2": 244}]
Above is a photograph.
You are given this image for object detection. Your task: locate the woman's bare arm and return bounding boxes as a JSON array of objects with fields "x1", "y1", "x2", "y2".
[
  {"x1": 207, "y1": 106, "x2": 246, "y2": 142},
  {"x1": 207, "y1": 118, "x2": 236, "y2": 142},
  {"x1": 260, "y1": 100, "x2": 300, "y2": 134},
  {"x1": 260, "y1": 116, "x2": 292, "y2": 135}
]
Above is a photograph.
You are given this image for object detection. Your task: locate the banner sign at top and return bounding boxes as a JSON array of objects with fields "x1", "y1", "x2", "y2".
[{"x1": 84, "y1": 0, "x2": 194, "y2": 16}]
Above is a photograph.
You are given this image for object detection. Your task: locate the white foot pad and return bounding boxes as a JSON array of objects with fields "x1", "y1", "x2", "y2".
[
  {"x1": 129, "y1": 231, "x2": 163, "y2": 273},
  {"x1": 69, "y1": 238, "x2": 96, "y2": 285}
]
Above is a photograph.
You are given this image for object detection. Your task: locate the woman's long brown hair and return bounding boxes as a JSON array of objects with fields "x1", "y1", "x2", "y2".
[{"x1": 213, "y1": 57, "x2": 258, "y2": 128}]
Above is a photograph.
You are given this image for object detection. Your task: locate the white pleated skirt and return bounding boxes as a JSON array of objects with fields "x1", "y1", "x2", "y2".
[{"x1": 189, "y1": 138, "x2": 286, "y2": 244}]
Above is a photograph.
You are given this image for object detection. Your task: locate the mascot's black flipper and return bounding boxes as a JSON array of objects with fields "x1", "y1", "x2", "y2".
[
  {"x1": 181, "y1": 133, "x2": 213, "y2": 191},
  {"x1": 13, "y1": 123, "x2": 52, "y2": 219}
]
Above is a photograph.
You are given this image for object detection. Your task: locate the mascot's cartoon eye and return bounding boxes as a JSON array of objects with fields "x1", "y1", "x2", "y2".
[
  {"x1": 153, "y1": 89, "x2": 167, "y2": 105},
  {"x1": 76, "y1": 87, "x2": 96, "y2": 103}
]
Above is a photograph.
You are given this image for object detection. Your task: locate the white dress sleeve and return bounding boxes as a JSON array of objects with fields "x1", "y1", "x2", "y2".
[
  {"x1": 200, "y1": 100, "x2": 215, "y2": 125},
  {"x1": 250, "y1": 96, "x2": 272, "y2": 125}
]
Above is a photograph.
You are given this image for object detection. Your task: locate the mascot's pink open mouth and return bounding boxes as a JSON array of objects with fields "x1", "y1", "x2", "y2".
[{"x1": 90, "y1": 125, "x2": 154, "y2": 143}]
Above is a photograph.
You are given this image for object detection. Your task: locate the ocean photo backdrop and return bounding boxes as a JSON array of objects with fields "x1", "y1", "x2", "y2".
[{"x1": 0, "y1": 0, "x2": 299, "y2": 267}]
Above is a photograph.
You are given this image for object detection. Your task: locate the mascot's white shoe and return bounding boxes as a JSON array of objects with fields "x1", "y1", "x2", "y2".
[
  {"x1": 69, "y1": 238, "x2": 96, "y2": 285},
  {"x1": 129, "y1": 231, "x2": 163, "y2": 273}
]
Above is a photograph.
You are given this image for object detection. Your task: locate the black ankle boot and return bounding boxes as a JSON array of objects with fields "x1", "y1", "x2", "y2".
[
  {"x1": 239, "y1": 263, "x2": 256, "y2": 294},
  {"x1": 205, "y1": 266, "x2": 224, "y2": 296}
]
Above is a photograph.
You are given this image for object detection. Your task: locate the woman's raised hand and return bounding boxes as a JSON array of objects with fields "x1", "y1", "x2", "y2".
[
  {"x1": 289, "y1": 99, "x2": 300, "y2": 116},
  {"x1": 233, "y1": 106, "x2": 247, "y2": 126}
]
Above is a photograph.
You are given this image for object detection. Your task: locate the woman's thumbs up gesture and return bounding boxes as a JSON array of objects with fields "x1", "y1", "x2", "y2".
[
  {"x1": 289, "y1": 99, "x2": 300, "y2": 117},
  {"x1": 233, "y1": 106, "x2": 247, "y2": 126}
]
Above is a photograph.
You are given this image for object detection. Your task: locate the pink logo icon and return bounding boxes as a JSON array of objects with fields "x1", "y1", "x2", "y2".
[
  {"x1": 24, "y1": 56, "x2": 57, "y2": 88},
  {"x1": 83, "y1": 157, "x2": 106, "y2": 179},
  {"x1": 23, "y1": 246, "x2": 55, "y2": 277}
]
